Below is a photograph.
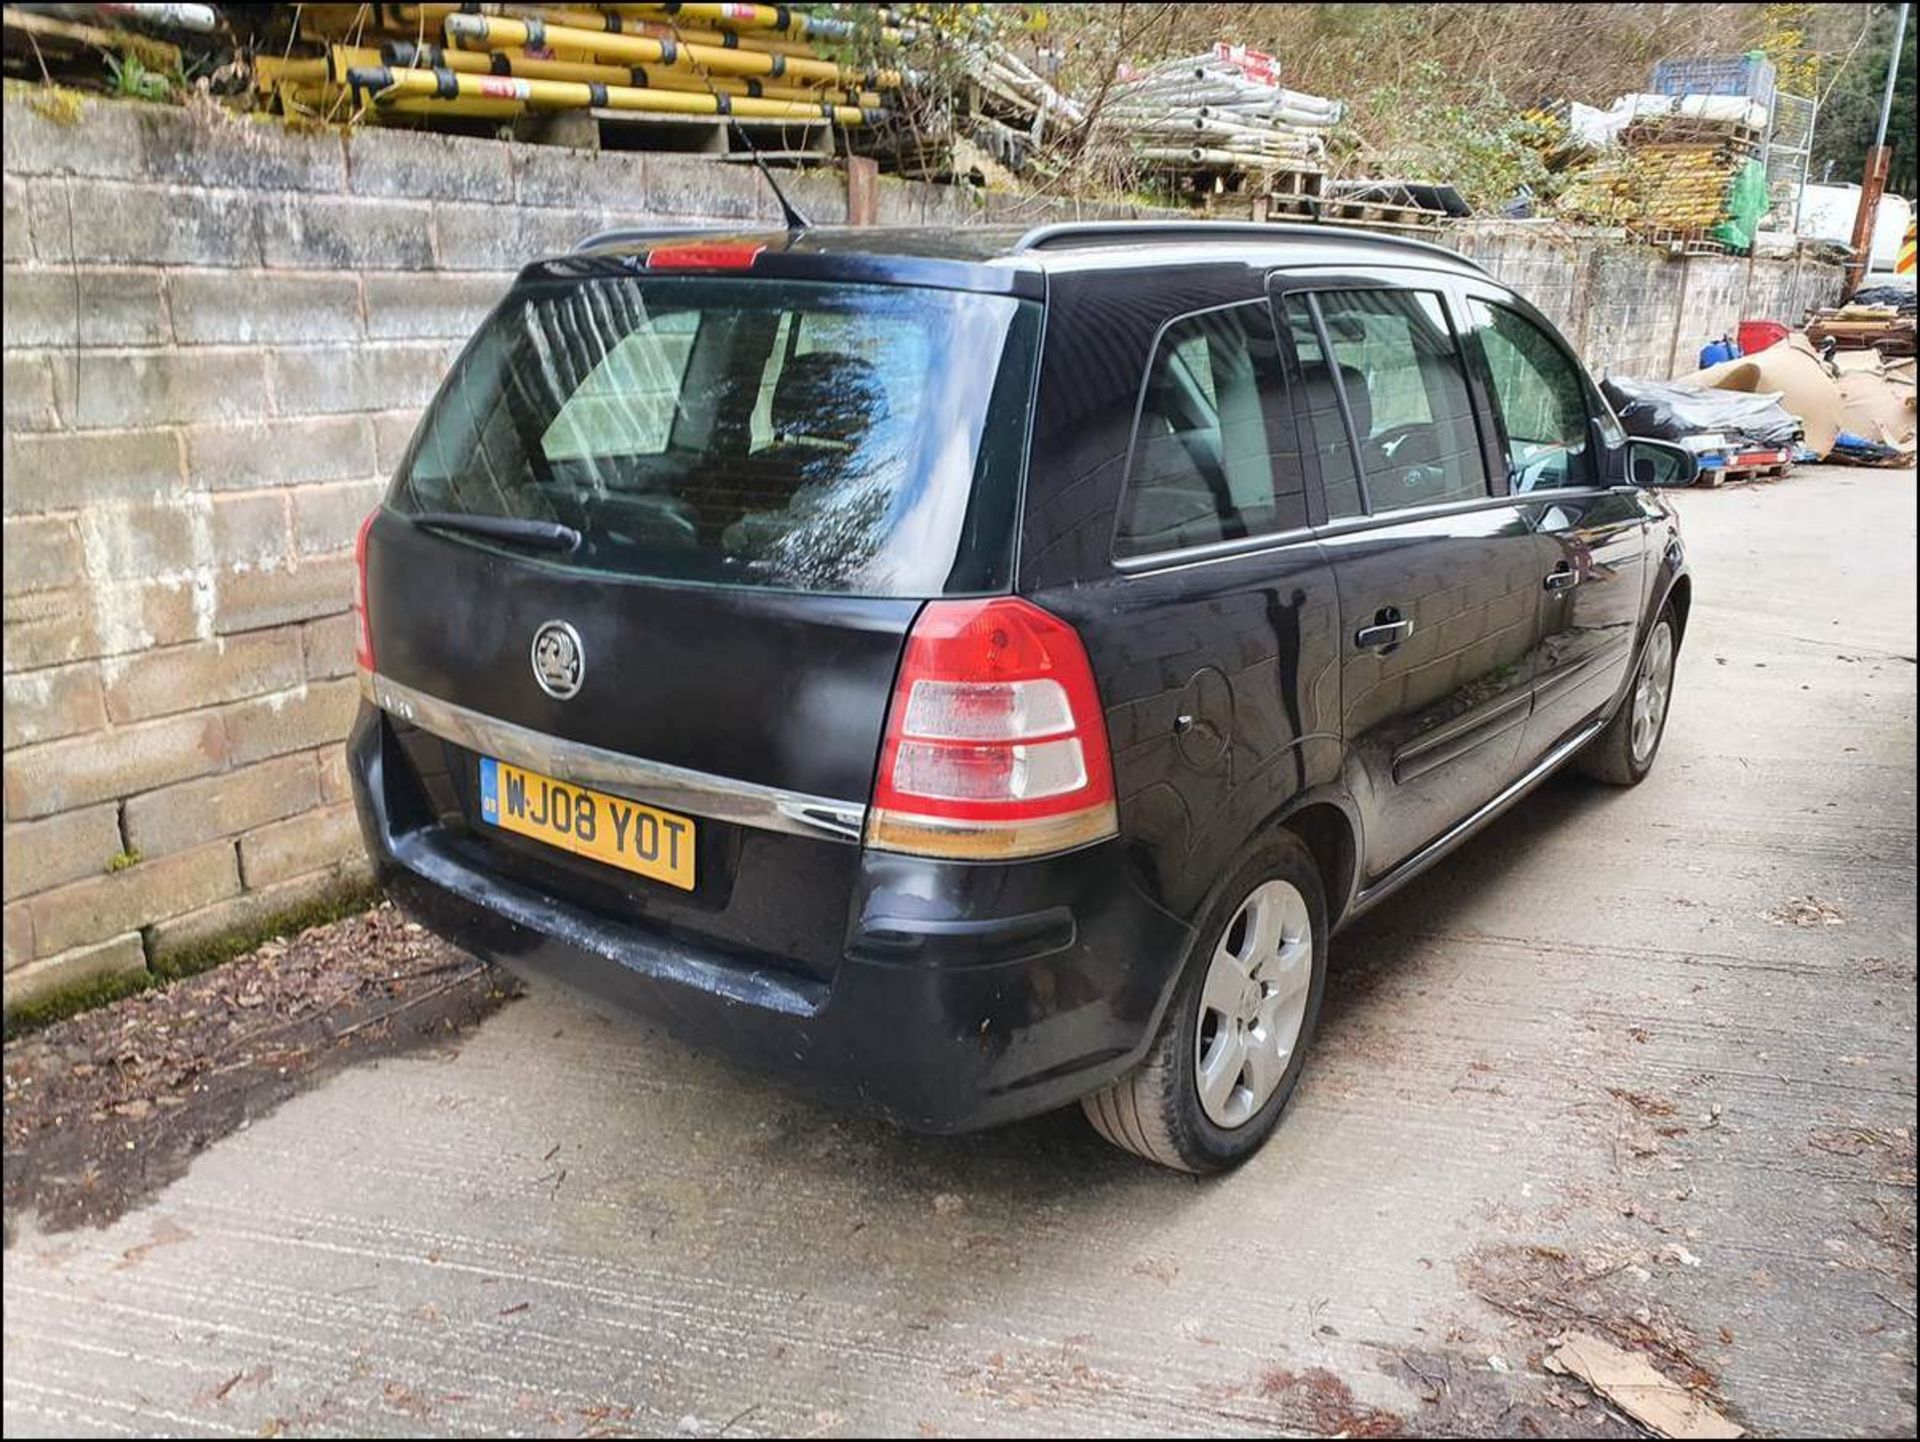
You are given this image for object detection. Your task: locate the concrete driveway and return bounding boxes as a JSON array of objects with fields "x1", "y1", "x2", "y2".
[{"x1": 4, "y1": 465, "x2": 1915, "y2": 1438}]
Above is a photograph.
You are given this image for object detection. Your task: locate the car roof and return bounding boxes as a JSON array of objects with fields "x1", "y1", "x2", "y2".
[{"x1": 551, "y1": 220, "x2": 1489, "y2": 290}]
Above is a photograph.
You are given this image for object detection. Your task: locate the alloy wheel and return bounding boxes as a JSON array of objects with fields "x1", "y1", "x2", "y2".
[
  {"x1": 1630, "y1": 619, "x2": 1675, "y2": 764},
  {"x1": 1193, "y1": 878, "x2": 1314, "y2": 1128}
]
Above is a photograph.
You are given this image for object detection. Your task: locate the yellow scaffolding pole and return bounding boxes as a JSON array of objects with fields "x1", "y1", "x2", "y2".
[
  {"x1": 381, "y1": 39, "x2": 878, "y2": 107},
  {"x1": 523, "y1": 7, "x2": 821, "y2": 59},
  {"x1": 353, "y1": 63, "x2": 882, "y2": 124},
  {"x1": 296, "y1": 3, "x2": 468, "y2": 39},
  {"x1": 442, "y1": 12, "x2": 901, "y2": 89},
  {"x1": 606, "y1": 3, "x2": 913, "y2": 46},
  {"x1": 277, "y1": 78, "x2": 530, "y2": 121}
]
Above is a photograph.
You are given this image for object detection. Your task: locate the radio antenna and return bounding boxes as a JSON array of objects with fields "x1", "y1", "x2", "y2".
[{"x1": 662, "y1": 18, "x2": 812, "y2": 232}]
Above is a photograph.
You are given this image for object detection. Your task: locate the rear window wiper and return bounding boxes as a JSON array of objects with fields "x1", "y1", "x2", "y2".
[{"x1": 409, "y1": 511, "x2": 582, "y2": 553}]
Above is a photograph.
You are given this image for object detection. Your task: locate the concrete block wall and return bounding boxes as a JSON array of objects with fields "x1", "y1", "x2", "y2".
[
  {"x1": 0, "y1": 90, "x2": 1166, "y2": 1012},
  {"x1": 1446, "y1": 220, "x2": 1841, "y2": 379}
]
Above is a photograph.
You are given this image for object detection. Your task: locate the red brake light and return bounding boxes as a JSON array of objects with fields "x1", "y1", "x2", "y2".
[
  {"x1": 353, "y1": 509, "x2": 377, "y2": 673},
  {"x1": 643, "y1": 242, "x2": 765, "y2": 271},
  {"x1": 868, "y1": 598, "x2": 1118, "y2": 860}
]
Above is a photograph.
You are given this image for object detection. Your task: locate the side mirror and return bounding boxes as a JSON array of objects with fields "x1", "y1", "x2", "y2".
[{"x1": 1627, "y1": 438, "x2": 1698, "y2": 488}]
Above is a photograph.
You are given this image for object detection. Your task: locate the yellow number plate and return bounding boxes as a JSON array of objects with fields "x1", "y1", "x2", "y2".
[{"x1": 479, "y1": 757, "x2": 695, "y2": 891}]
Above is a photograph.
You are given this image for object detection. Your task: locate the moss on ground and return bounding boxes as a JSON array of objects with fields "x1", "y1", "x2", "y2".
[
  {"x1": 149, "y1": 880, "x2": 382, "y2": 984},
  {"x1": 1, "y1": 968, "x2": 153, "y2": 1042},
  {"x1": 3, "y1": 878, "x2": 384, "y2": 1042}
]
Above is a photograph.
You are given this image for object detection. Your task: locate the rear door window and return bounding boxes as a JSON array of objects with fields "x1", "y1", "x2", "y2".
[
  {"x1": 1303, "y1": 289, "x2": 1489, "y2": 515},
  {"x1": 1113, "y1": 301, "x2": 1306, "y2": 557},
  {"x1": 397, "y1": 277, "x2": 1040, "y2": 597},
  {"x1": 1465, "y1": 300, "x2": 1596, "y2": 492},
  {"x1": 1284, "y1": 300, "x2": 1366, "y2": 520}
]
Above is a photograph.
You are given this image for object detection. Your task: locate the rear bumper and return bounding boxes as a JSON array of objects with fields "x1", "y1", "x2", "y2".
[{"x1": 348, "y1": 704, "x2": 1191, "y2": 1132}]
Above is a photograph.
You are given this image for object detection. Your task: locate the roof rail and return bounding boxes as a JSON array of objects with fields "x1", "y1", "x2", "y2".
[
  {"x1": 1010, "y1": 220, "x2": 1487, "y2": 273},
  {"x1": 573, "y1": 225, "x2": 732, "y2": 253}
]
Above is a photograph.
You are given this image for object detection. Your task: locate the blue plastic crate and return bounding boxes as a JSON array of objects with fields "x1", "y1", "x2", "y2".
[{"x1": 1650, "y1": 54, "x2": 1777, "y2": 111}]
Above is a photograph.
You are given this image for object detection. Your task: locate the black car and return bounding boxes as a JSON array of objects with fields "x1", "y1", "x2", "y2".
[{"x1": 349, "y1": 221, "x2": 1695, "y2": 1172}]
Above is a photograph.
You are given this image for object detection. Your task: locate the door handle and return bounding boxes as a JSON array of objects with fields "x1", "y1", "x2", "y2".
[
  {"x1": 1355, "y1": 613, "x2": 1414, "y2": 651},
  {"x1": 1544, "y1": 564, "x2": 1579, "y2": 593}
]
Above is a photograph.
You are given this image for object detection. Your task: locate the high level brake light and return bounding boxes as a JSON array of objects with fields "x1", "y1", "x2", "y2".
[
  {"x1": 868, "y1": 597, "x2": 1119, "y2": 860},
  {"x1": 643, "y1": 241, "x2": 766, "y2": 270},
  {"x1": 353, "y1": 509, "x2": 377, "y2": 672}
]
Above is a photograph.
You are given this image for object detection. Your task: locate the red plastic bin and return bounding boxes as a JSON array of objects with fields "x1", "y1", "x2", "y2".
[{"x1": 1737, "y1": 319, "x2": 1790, "y2": 355}]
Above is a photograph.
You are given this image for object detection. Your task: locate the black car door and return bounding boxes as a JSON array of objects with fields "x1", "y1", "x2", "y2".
[
  {"x1": 1271, "y1": 274, "x2": 1548, "y2": 885},
  {"x1": 1019, "y1": 268, "x2": 1345, "y2": 924},
  {"x1": 1454, "y1": 283, "x2": 1650, "y2": 761}
]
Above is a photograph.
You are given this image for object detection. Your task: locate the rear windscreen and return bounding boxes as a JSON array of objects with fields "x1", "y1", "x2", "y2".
[{"x1": 393, "y1": 276, "x2": 1042, "y2": 597}]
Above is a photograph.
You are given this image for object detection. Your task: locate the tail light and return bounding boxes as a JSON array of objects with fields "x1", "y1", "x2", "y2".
[
  {"x1": 353, "y1": 509, "x2": 377, "y2": 672},
  {"x1": 867, "y1": 597, "x2": 1118, "y2": 860}
]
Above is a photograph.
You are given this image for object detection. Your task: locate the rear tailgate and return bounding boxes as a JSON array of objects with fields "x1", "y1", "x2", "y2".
[
  {"x1": 358, "y1": 263, "x2": 1041, "y2": 983},
  {"x1": 364, "y1": 518, "x2": 916, "y2": 980}
]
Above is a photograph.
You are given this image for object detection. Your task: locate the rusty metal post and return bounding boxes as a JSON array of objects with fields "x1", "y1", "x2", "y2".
[
  {"x1": 1845, "y1": 0, "x2": 1909, "y2": 296},
  {"x1": 1845, "y1": 146, "x2": 1892, "y2": 295},
  {"x1": 846, "y1": 155, "x2": 878, "y2": 225}
]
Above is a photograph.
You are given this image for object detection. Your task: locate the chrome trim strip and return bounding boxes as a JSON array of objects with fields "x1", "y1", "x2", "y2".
[
  {"x1": 1347, "y1": 712, "x2": 1609, "y2": 921},
  {"x1": 364, "y1": 672, "x2": 867, "y2": 844},
  {"x1": 1113, "y1": 488, "x2": 1628, "y2": 578}
]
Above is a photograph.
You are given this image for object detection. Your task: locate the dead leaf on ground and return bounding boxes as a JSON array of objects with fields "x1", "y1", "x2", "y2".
[
  {"x1": 1623, "y1": 1119, "x2": 1664, "y2": 1157},
  {"x1": 382, "y1": 1381, "x2": 433, "y2": 1418},
  {"x1": 1762, "y1": 896, "x2": 1844, "y2": 927},
  {"x1": 1609, "y1": 1088, "x2": 1677, "y2": 1116},
  {"x1": 1545, "y1": 1331, "x2": 1742, "y2": 1440},
  {"x1": 114, "y1": 1217, "x2": 193, "y2": 1271}
]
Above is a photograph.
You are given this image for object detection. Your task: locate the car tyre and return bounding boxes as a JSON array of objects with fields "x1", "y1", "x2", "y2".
[
  {"x1": 1081, "y1": 831, "x2": 1329, "y2": 1173},
  {"x1": 1578, "y1": 605, "x2": 1679, "y2": 786}
]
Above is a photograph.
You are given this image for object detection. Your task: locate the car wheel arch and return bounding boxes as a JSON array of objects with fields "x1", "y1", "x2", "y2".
[
  {"x1": 1664, "y1": 573, "x2": 1692, "y2": 645},
  {"x1": 1129, "y1": 788, "x2": 1361, "y2": 1047},
  {"x1": 1279, "y1": 799, "x2": 1361, "y2": 931}
]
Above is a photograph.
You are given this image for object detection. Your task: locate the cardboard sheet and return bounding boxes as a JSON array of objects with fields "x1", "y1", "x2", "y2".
[
  {"x1": 1679, "y1": 335, "x2": 1915, "y2": 461},
  {"x1": 1678, "y1": 335, "x2": 1844, "y2": 459},
  {"x1": 1545, "y1": 1331, "x2": 1745, "y2": 1440}
]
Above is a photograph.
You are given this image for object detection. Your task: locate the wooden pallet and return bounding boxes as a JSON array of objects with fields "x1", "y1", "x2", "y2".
[
  {"x1": 1628, "y1": 225, "x2": 1729, "y2": 256},
  {"x1": 1268, "y1": 167, "x2": 1325, "y2": 204},
  {"x1": 1696, "y1": 458, "x2": 1792, "y2": 488},
  {"x1": 589, "y1": 108, "x2": 836, "y2": 162},
  {"x1": 1263, "y1": 190, "x2": 1450, "y2": 232},
  {"x1": 1620, "y1": 119, "x2": 1766, "y2": 158}
]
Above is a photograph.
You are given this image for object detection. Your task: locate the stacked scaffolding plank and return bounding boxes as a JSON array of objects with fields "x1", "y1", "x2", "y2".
[{"x1": 1557, "y1": 96, "x2": 1769, "y2": 253}]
